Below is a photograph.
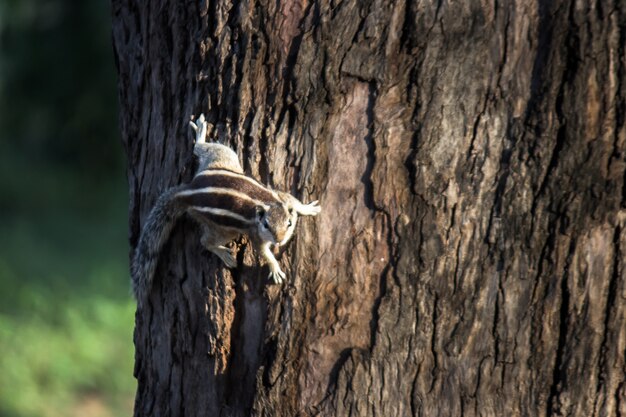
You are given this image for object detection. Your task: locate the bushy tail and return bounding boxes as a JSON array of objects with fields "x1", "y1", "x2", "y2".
[{"x1": 131, "y1": 185, "x2": 187, "y2": 307}]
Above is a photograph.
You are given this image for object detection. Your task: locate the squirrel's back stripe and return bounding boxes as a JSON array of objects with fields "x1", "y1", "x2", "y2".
[
  {"x1": 177, "y1": 186, "x2": 262, "y2": 205},
  {"x1": 191, "y1": 169, "x2": 278, "y2": 204},
  {"x1": 190, "y1": 207, "x2": 254, "y2": 230},
  {"x1": 182, "y1": 192, "x2": 256, "y2": 220},
  {"x1": 177, "y1": 187, "x2": 265, "y2": 222}
]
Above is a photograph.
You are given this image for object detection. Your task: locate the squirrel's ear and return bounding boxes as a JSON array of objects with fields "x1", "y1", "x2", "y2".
[{"x1": 255, "y1": 206, "x2": 266, "y2": 219}]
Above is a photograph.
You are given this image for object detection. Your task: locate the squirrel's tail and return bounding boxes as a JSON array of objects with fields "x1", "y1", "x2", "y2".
[{"x1": 131, "y1": 185, "x2": 187, "y2": 307}]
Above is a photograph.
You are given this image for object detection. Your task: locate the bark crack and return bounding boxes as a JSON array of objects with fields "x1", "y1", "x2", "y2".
[
  {"x1": 546, "y1": 237, "x2": 576, "y2": 416},
  {"x1": 429, "y1": 294, "x2": 440, "y2": 393},
  {"x1": 531, "y1": 1, "x2": 579, "y2": 221},
  {"x1": 595, "y1": 225, "x2": 622, "y2": 410}
]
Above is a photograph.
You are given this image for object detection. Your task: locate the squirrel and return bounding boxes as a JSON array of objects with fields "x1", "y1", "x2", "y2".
[{"x1": 131, "y1": 114, "x2": 321, "y2": 307}]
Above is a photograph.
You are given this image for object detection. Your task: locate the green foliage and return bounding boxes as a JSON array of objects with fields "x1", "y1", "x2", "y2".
[
  {"x1": 0, "y1": 293, "x2": 135, "y2": 417},
  {"x1": 0, "y1": 170, "x2": 135, "y2": 417},
  {"x1": 0, "y1": 0, "x2": 122, "y2": 177},
  {"x1": 0, "y1": 1, "x2": 135, "y2": 416},
  {"x1": 0, "y1": 216, "x2": 136, "y2": 417}
]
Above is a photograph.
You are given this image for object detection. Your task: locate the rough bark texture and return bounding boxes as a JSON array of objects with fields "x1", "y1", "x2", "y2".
[{"x1": 112, "y1": 0, "x2": 626, "y2": 416}]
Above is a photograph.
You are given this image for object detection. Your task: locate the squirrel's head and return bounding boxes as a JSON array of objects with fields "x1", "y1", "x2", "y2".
[{"x1": 255, "y1": 204, "x2": 294, "y2": 245}]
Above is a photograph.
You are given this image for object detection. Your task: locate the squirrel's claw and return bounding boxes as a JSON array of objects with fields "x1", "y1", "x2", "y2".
[{"x1": 269, "y1": 267, "x2": 286, "y2": 284}]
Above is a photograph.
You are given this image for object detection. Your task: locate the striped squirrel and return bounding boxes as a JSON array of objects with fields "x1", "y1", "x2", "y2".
[{"x1": 131, "y1": 114, "x2": 320, "y2": 306}]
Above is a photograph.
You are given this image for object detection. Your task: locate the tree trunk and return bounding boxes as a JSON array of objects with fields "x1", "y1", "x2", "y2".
[{"x1": 111, "y1": 0, "x2": 626, "y2": 416}]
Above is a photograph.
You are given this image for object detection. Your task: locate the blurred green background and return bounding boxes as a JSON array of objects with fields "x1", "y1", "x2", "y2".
[{"x1": 0, "y1": 1, "x2": 135, "y2": 416}]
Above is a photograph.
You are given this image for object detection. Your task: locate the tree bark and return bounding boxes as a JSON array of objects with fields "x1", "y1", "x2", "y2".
[{"x1": 112, "y1": 0, "x2": 626, "y2": 416}]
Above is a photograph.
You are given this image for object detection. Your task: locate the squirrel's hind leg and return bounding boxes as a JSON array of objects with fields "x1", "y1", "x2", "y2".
[
  {"x1": 199, "y1": 223, "x2": 238, "y2": 268},
  {"x1": 209, "y1": 245, "x2": 237, "y2": 268},
  {"x1": 189, "y1": 113, "x2": 208, "y2": 144},
  {"x1": 189, "y1": 114, "x2": 244, "y2": 174}
]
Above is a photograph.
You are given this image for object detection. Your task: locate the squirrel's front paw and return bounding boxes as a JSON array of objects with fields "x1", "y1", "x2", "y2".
[
  {"x1": 268, "y1": 266, "x2": 286, "y2": 284},
  {"x1": 298, "y1": 200, "x2": 321, "y2": 216}
]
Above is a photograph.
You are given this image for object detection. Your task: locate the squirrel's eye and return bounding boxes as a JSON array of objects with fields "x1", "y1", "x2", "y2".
[
  {"x1": 287, "y1": 219, "x2": 292, "y2": 227},
  {"x1": 263, "y1": 220, "x2": 270, "y2": 229}
]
